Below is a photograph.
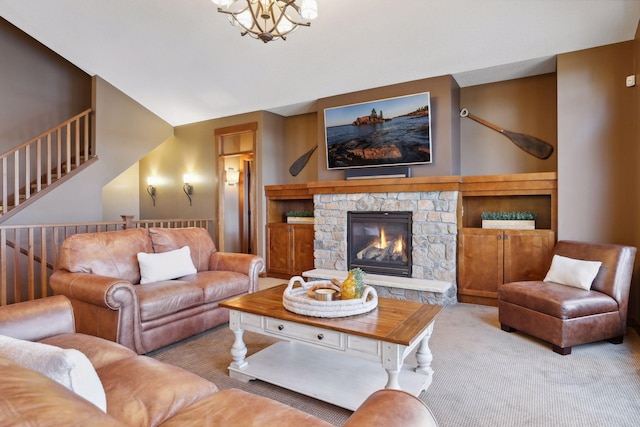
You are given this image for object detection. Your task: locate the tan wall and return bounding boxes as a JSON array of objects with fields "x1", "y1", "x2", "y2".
[
  {"x1": 0, "y1": 18, "x2": 91, "y2": 154},
  {"x1": 138, "y1": 110, "x2": 281, "y2": 260},
  {"x1": 557, "y1": 41, "x2": 636, "y2": 245},
  {"x1": 460, "y1": 74, "x2": 557, "y2": 176},
  {"x1": 6, "y1": 76, "x2": 173, "y2": 225},
  {"x1": 316, "y1": 75, "x2": 460, "y2": 181},
  {"x1": 284, "y1": 113, "x2": 318, "y2": 184}
]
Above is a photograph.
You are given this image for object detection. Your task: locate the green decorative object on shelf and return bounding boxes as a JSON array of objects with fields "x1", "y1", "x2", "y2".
[
  {"x1": 481, "y1": 211, "x2": 536, "y2": 230},
  {"x1": 285, "y1": 211, "x2": 314, "y2": 217},
  {"x1": 286, "y1": 210, "x2": 314, "y2": 224},
  {"x1": 481, "y1": 211, "x2": 537, "y2": 220}
]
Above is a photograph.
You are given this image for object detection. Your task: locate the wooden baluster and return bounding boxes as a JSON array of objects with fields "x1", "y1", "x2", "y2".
[
  {"x1": 36, "y1": 137, "x2": 42, "y2": 192},
  {"x1": 27, "y1": 228, "x2": 34, "y2": 301},
  {"x1": 14, "y1": 150, "x2": 20, "y2": 207},
  {"x1": 47, "y1": 133, "x2": 52, "y2": 186},
  {"x1": 57, "y1": 127, "x2": 62, "y2": 179},
  {"x1": 1, "y1": 229, "x2": 6, "y2": 305},
  {"x1": 13, "y1": 228, "x2": 20, "y2": 303},
  {"x1": 40, "y1": 227, "x2": 48, "y2": 298},
  {"x1": 25, "y1": 144, "x2": 30, "y2": 199},
  {"x1": 2, "y1": 157, "x2": 7, "y2": 215},
  {"x1": 66, "y1": 122, "x2": 71, "y2": 173}
]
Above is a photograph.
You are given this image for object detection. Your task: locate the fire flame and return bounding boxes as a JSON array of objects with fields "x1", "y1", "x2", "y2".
[
  {"x1": 375, "y1": 228, "x2": 404, "y2": 254},
  {"x1": 394, "y1": 235, "x2": 404, "y2": 253}
]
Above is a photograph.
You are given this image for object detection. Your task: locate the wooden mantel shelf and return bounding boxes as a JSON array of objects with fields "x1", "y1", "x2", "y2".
[{"x1": 265, "y1": 172, "x2": 557, "y2": 197}]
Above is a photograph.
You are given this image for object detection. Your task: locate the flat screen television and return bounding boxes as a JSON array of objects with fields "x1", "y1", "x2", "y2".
[{"x1": 324, "y1": 92, "x2": 432, "y2": 170}]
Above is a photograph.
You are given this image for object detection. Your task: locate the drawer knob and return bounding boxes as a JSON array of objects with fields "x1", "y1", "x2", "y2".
[
  {"x1": 278, "y1": 324, "x2": 284, "y2": 331},
  {"x1": 317, "y1": 333, "x2": 324, "y2": 340}
]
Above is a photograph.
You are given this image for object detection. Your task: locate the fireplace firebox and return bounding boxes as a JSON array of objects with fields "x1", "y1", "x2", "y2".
[{"x1": 347, "y1": 211, "x2": 412, "y2": 277}]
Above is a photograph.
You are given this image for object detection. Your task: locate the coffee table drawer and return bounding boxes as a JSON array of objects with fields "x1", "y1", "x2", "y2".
[{"x1": 265, "y1": 318, "x2": 343, "y2": 349}]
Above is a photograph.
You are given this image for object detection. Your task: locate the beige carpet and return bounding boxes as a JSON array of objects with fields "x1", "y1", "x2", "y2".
[{"x1": 150, "y1": 303, "x2": 640, "y2": 426}]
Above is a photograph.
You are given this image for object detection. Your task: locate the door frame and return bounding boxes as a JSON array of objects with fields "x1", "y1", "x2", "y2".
[{"x1": 215, "y1": 122, "x2": 257, "y2": 253}]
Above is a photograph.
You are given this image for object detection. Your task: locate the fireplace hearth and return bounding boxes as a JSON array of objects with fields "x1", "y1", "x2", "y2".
[{"x1": 347, "y1": 211, "x2": 412, "y2": 277}]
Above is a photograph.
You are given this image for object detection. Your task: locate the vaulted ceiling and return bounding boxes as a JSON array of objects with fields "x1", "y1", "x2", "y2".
[{"x1": 1, "y1": 0, "x2": 639, "y2": 126}]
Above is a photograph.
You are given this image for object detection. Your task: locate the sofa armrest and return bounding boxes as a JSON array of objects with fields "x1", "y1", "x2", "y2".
[
  {"x1": 209, "y1": 253, "x2": 264, "y2": 293},
  {"x1": 50, "y1": 271, "x2": 137, "y2": 310},
  {"x1": 0, "y1": 295, "x2": 76, "y2": 341},
  {"x1": 343, "y1": 389, "x2": 438, "y2": 427}
]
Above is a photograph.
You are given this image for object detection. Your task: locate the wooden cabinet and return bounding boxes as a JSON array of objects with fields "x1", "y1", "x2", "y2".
[
  {"x1": 458, "y1": 173, "x2": 558, "y2": 306},
  {"x1": 266, "y1": 223, "x2": 315, "y2": 278},
  {"x1": 458, "y1": 228, "x2": 555, "y2": 305},
  {"x1": 264, "y1": 184, "x2": 315, "y2": 279}
]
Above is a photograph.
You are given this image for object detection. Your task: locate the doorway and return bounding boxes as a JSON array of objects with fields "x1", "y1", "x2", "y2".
[{"x1": 215, "y1": 123, "x2": 257, "y2": 254}]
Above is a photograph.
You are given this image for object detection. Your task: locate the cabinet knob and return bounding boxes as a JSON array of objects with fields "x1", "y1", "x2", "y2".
[
  {"x1": 278, "y1": 324, "x2": 284, "y2": 331},
  {"x1": 497, "y1": 234, "x2": 502, "y2": 240},
  {"x1": 317, "y1": 333, "x2": 324, "y2": 340}
]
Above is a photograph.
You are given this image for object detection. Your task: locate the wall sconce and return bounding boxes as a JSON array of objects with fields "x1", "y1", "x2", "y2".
[
  {"x1": 226, "y1": 168, "x2": 240, "y2": 186},
  {"x1": 146, "y1": 177, "x2": 157, "y2": 207},
  {"x1": 183, "y1": 174, "x2": 194, "y2": 206}
]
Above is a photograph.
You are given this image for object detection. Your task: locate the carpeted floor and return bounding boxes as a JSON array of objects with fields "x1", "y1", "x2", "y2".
[{"x1": 149, "y1": 303, "x2": 640, "y2": 426}]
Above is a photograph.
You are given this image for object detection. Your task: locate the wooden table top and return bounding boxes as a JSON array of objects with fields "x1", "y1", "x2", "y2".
[{"x1": 220, "y1": 284, "x2": 442, "y2": 346}]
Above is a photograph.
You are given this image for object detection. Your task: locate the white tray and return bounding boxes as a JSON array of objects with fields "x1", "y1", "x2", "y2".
[{"x1": 282, "y1": 276, "x2": 378, "y2": 318}]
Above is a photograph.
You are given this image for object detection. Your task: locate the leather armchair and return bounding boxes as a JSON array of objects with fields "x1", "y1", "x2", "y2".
[{"x1": 498, "y1": 240, "x2": 636, "y2": 355}]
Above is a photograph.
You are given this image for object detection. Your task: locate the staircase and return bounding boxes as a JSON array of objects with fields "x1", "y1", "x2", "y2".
[{"x1": 0, "y1": 109, "x2": 96, "y2": 223}]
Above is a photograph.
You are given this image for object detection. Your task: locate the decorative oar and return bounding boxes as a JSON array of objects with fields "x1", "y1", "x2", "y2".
[
  {"x1": 460, "y1": 108, "x2": 554, "y2": 159},
  {"x1": 289, "y1": 145, "x2": 318, "y2": 176}
]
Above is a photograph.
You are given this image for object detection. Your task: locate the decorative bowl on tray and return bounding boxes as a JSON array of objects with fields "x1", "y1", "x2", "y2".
[{"x1": 282, "y1": 276, "x2": 378, "y2": 318}]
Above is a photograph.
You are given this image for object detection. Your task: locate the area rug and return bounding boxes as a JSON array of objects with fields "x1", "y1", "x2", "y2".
[{"x1": 150, "y1": 303, "x2": 640, "y2": 426}]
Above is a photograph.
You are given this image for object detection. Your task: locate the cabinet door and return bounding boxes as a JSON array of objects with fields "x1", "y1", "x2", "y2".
[
  {"x1": 266, "y1": 224, "x2": 291, "y2": 276},
  {"x1": 291, "y1": 224, "x2": 315, "y2": 275},
  {"x1": 503, "y1": 230, "x2": 555, "y2": 283},
  {"x1": 459, "y1": 228, "x2": 504, "y2": 299}
]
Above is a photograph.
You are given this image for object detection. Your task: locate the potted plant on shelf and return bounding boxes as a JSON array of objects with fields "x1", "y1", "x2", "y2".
[
  {"x1": 481, "y1": 211, "x2": 536, "y2": 230},
  {"x1": 286, "y1": 211, "x2": 314, "y2": 224}
]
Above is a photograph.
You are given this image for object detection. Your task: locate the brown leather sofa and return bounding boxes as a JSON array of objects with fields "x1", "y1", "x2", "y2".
[
  {"x1": 498, "y1": 240, "x2": 636, "y2": 355},
  {"x1": 50, "y1": 227, "x2": 264, "y2": 354},
  {"x1": 0, "y1": 296, "x2": 439, "y2": 427}
]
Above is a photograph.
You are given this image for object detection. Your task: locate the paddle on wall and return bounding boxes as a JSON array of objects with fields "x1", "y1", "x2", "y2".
[
  {"x1": 460, "y1": 108, "x2": 554, "y2": 159},
  {"x1": 289, "y1": 145, "x2": 318, "y2": 176}
]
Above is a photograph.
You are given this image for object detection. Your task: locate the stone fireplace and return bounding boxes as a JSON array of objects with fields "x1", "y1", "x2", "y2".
[{"x1": 312, "y1": 190, "x2": 458, "y2": 305}]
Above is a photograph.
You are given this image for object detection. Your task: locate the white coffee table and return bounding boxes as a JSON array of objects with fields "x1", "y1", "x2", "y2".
[{"x1": 219, "y1": 284, "x2": 441, "y2": 410}]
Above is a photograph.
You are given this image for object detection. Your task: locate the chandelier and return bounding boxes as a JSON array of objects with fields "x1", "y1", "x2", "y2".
[{"x1": 212, "y1": 0, "x2": 318, "y2": 43}]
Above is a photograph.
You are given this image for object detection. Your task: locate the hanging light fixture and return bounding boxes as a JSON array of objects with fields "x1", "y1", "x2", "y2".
[{"x1": 212, "y1": 0, "x2": 318, "y2": 43}]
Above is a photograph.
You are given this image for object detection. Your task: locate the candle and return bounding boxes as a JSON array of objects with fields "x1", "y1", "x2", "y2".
[{"x1": 315, "y1": 288, "x2": 336, "y2": 301}]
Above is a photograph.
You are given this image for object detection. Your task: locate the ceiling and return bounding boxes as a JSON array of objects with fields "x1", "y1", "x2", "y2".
[{"x1": 1, "y1": 0, "x2": 639, "y2": 126}]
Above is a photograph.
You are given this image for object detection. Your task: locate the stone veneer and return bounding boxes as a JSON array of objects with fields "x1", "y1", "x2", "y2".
[{"x1": 313, "y1": 191, "x2": 458, "y2": 305}]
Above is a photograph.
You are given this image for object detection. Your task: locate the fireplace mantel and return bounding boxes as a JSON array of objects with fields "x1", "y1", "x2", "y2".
[{"x1": 306, "y1": 175, "x2": 461, "y2": 195}]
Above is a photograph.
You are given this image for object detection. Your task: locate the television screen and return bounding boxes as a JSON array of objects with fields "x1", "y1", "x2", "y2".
[{"x1": 324, "y1": 92, "x2": 432, "y2": 170}]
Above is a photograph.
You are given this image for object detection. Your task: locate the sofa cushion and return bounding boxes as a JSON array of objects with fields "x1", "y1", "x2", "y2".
[
  {"x1": 544, "y1": 254, "x2": 602, "y2": 290},
  {"x1": 97, "y1": 355, "x2": 218, "y2": 427},
  {"x1": 149, "y1": 227, "x2": 216, "y2": 272},
  {"x1": 0, "y1": 335, "x2": 107, "y2": 412},
  {"x1": 180, "y1": 270, "x2": 251, "y2": 303},
  {"x1": 0, "y1": 356, "x2": 122, "y2": 427},
  {"x1": 59, "y1": 228, "x2": 152, "y2": 284},
  {"x1": 499, "y1": 281, "x2": 619, "y2": 319},
  {"x1": 160, "y1": 388, "x2": 333, "y2": 427},
  {"x1": 136, "y1": 281, "x2": 204, "y2": 322},
  {"x1": 137, "y1": 246, "x2": 197, "y2": 284},
  {"x1": 40, "y1": 333, "x2": 137, "y2": 370}
]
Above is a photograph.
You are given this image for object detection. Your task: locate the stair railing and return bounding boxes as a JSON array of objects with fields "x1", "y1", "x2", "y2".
[{"x1": 0, "y1": 108, "x2": 93, "y2": 217}]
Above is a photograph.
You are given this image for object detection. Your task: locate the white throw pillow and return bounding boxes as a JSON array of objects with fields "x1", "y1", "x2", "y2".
[
  {"x1": 137, "y1": 245, "x2": 197, "y2": 284},
  {"x1": 0, "y1": 335, "x2": 107, "y2": 412},
  {"x1": 543, "y1": 254, "x2": 602, "y2": 290}
]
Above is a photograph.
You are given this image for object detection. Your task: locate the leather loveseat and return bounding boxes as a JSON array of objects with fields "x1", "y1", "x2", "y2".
[
  {"x1": 50, "y1": 227, "x2": 264, "y2": 354},
  {"x1": 0, "y1": 296, "x2": 439, "y2": 427}
]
